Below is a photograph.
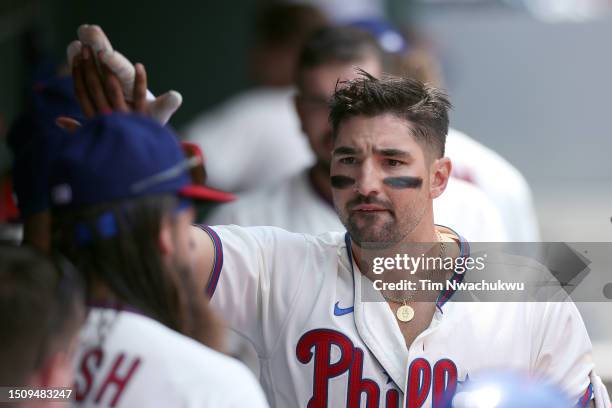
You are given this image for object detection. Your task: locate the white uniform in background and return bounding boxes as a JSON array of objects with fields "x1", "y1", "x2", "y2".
[
  {"x1": 183, "y1": 87, "x2": 313, "y2": 193},
  {"x1": 446, "y1": 128, "x2": 540, "y2": 241},
  {"x1": 72, "y1": 307, "x2": 269, "y2": 407},
  {"x1": 199, "y1": 224, "x2": 597, "y2": 407},
  {"x1": 206, "y1": 170, "x2": 509, "y2": 242}
]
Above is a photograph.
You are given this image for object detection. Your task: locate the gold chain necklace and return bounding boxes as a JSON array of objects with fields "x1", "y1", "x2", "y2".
[{"x1": 384, "y1": 231, "x2": 447, "y2": 323}]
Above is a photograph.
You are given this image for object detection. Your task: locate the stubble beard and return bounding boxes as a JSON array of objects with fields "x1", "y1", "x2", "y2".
[{"x1": 341, "y1": 198, "x2": 428, "y2": 250}]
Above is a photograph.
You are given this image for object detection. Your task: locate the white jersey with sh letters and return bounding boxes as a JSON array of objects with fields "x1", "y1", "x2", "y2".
[
  {"x1": 201, "y1": 224, "x2": 596, "y2": 408},
  {"x1": 72, "y1": 307, "x2": 269, "y2": 407},
  {"x1": 206, "y1": 170, "x2": 509, "y2": 242}
]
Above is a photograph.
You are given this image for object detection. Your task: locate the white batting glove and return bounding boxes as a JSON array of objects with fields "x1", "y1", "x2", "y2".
[
  {"x1": 66, "y1": 24, "x2": 182, "y2": 125},
  {"x1": 590, "y1": 371, "x2": 611, "y2": 408}
]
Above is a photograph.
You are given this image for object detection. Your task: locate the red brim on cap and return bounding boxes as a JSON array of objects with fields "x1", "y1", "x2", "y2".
[{"x1": 179, "y1": 184, "x2": 236, "y2": 203}]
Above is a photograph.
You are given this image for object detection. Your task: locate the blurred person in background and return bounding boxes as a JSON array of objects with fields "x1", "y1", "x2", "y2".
[
  {"x1": 207, "y1": 25, "x2": 509, "y2": 242},
  {"x1": 0, "y1": 245, "x2": 85, "y2": 407},
  {"x1": 1, "y1": 29, "x2": 76, "y2": 248},
  {"x1": 7, "y1": 74, "x2": 82, "y2": 253},
  {"x1": 183, "y1": 3, "x2": 327, "y2": 192}
]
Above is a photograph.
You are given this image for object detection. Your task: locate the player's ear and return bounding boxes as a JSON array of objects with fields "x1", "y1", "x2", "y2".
[
  {"x1": 158, "y1": 215, "x2": 175, "y2": 256},
  {"x1": 429, "y1": 156, "x2": 451, "y2": 199}
]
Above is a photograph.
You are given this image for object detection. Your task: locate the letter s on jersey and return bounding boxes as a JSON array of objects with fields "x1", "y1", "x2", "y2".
[{"x1": 74, "y1": 348, "x2": 141, "y2": 407}]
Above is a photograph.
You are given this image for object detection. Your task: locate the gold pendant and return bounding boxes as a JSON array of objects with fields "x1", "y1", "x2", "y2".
[{"x1": 396, "y1": 304, "x2": 415, "y2": 322}]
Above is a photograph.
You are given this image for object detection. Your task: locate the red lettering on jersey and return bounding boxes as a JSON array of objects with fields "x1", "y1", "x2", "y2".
[
  {"x1": 297, "y1": 329, "x2": 460, "y2": 408},
  {"x1": 406, "y1": 358, "x2": 431, "y2": 408},
  {"x1": 75, "y1": 347, "x2": 103, "y2": 401},
  {"x1": 297, "y1": 329, "x2": 354, "y2": 408},
  {"x1": 347, "y1": 348, "x2": 380, "y2": 407},
  {"x1": 432, "y1": 359, "x2": 458, "y2": 408},
  {"x1": 404, "y1": 358, "x2": 459, "y2": 408},
  {"x1": 386, "y1": 389, "x2": 400, "y2": 408},
  {"x1": 94, "y1": 353, "x2": 141, "y2": 407}
]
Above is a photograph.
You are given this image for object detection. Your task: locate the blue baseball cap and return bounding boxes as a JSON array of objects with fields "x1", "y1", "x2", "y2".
[{"x1": 49, "y1": 113, "x2": 234, "y2": 208}]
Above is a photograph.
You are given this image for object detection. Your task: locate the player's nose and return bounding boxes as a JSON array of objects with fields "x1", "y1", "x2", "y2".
[{"x1": 354, "y1": 159, "x2": 383, "y2": 197}]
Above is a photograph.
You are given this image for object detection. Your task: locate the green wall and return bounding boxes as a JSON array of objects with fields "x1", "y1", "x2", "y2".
[{"x1": 1, "y1": 0, "x2": 259, "y2": 135}]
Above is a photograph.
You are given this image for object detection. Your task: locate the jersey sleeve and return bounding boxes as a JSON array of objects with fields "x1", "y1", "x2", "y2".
[
  {"x1": 199, "y1": 224, "x2": 310, "y2": 357},
  {"x1": 531, "y1": 301, "x2": 595, "y2": 406}
]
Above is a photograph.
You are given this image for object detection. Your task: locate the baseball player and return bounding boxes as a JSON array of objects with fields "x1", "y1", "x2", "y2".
[
  {"x1": 0, "y1": 245, "x2": 85, "y2": 402},
  {"x1": 66, "y1": 36, "x2": 609, "y2": 406},
  {"x1": 206, "y1": 26, "x2": 509, "y2": 242},
  {"x1": 48, "y1": 113, "x2": 268, "y2": 407}
]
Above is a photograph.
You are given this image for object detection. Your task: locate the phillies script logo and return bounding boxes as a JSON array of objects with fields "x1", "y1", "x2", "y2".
[{"x1": 297, "y1": 329, "x2": 458, "y2": 408}]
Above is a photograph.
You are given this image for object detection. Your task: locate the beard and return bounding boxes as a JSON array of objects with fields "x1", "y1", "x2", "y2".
[
  {"x1": 339, "y1": 195, "x2": 399, "y2": 248},
  {"x1": 346, "y1": 214, "x2": 403, "y2": 249},
  {"x1": 340, "y1": 195, "x2": 428, "y2": 249}
]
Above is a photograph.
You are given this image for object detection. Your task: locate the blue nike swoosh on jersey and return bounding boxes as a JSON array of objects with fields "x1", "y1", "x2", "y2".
[{"x1": 334, "y1": 302, "x2": 354, "y2": 316}]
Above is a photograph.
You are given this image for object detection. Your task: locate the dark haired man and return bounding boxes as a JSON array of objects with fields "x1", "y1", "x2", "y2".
[
  {"x1": 0, "y1": 245, "x2": 84, "y2": 406},
  {"x1": 207, "y1": 26, "x2": 508, "y2": 242},
  {"x1": 68, "y1": 33, "x2": 605, "y2": 406},
  {"x1": 49, "y1": 114, "x2": 268, "y2": 407}
]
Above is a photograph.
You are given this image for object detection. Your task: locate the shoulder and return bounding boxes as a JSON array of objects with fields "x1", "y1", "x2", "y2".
[
  {"x1": 211, "y1": 225, "x2": 344, "y2": 257},
  {"x1": 207, "y1": 224, "x2": 306, "y2": 245},
  {"x1": 81, "y1": 309, "x2": 267, "y2": 405},
  {"x1": 167, "y1": 337, "x2": 266, "y2": 404}
]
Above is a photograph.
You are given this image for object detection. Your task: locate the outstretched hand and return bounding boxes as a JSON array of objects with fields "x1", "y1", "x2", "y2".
[
  {"x1": 64, "y1": 24, "x2": 182, "y2": 125},
  {"x1": 57, "y1": 45, "x2": 148, "y2": 131}
]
